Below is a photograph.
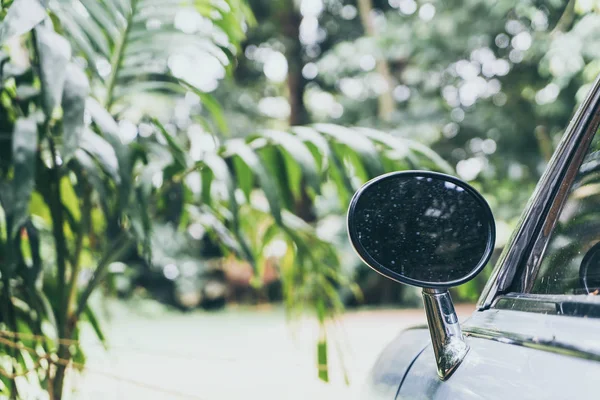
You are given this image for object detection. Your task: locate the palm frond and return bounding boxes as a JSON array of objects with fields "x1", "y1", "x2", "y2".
[{"x1": 50, "y1": 0, "x2": 250, "y2": 129}]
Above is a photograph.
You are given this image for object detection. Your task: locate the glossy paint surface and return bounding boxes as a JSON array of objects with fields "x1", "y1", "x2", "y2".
[
  {"x1": 398, "y1": 333, "x2": 599, "y2": 400},
  {"x1": 360, "y1": 329, "x2": 430, "y2": 400},
  {"x1": 348, "y1": 171, "x2": 494, "y2": 287},
  {"x1": 377, "y1": 309, "x2": 600, "y2": 399}
]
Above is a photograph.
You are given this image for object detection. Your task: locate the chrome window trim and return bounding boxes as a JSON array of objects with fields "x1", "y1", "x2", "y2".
[
  {"x1": 463, "y1": 308, "x2": 600, "y2": 362},
  {"x1": 478, "y1": 73, "x2": 600, "y2": 309}
]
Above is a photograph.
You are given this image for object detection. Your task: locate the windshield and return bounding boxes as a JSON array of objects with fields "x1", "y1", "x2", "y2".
[{"x1": 532, "y1": 135, "x2": 600, "y2": 295}]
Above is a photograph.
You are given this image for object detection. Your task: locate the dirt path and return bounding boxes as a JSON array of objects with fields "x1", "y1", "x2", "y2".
[{"x1": 72, "y1": 302, "x2": 474, "y2": 399}]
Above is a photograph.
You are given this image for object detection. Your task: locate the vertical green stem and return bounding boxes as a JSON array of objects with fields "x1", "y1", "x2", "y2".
[
  {"x1": 65, "y1": 185, "x2": 91, "y2": 322},
  {"x1": 47, "y1": 140, "x2": 69, "y2": 329},
  {"x1": 316, "y1": 299, "x2": 329, "y2": 382},
  {"x1": 47, "y1": 140, "x2": 73, "y2": 400},
  {"x1": 1, "y1": 228, "x2": 19, "y2": 399},
  {"x1": 32, "y1": 28, "x2": 71, "y2": 399},
  {"x1": 104, "y1": 0, "x2": 138, "y2": 111}
]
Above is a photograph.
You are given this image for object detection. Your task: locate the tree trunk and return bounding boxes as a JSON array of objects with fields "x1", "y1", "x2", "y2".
[
  {"x1": 357, "y1": 0, "x2": 395, "y2": 121},
  {"x1": 277, "y1": 0, "x2": 316, "y2": 220},
  {"x1": 51, "y1": 317, "x2": 75, "y2": 400},
  {"x1": 280, "y1": 0, "x2": 310, "y2": 126}
]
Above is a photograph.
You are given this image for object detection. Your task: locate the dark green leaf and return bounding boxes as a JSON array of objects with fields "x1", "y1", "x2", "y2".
[
  {"x1": 225, "y1": 139, "x2": 282, "y2": 225},
  {"x1": 73, "y1": 148, "x2": 111, "y2": 219},
  {"x1": 34, "y1": 25, "x2": 72, "y2": 116},
  {"x1": 190, "y1": 205, "x2": 243, "y2": 255},
  {"x1": 231, "y1": 156, "x2": 253, "y2": 201},
  {"x1": 201, "y1": 154, "x2": 255, "y2": 264},
  {"x1": 314, "y1": 124, "x2": 384, "y2": 177},
  {"x1": 202, "y1": 153, "x2": 236, "y2": 211},
  {"x1": 61, "y1": 63, "x2": 90, "y2": 163},
  {"x1": 86, "y1": 98, "x2": 133, "y2": 210},
  {"x1": 11, "y1": 118, "x2": 38, "y2": 238},
  {"x1": 200, "y1": 167, "x2": 214, "y2": 206},
  {"x1": 290, "y1": 126, "x2": 330, "y2": 173},
  {"x1": 258, "y1": 146, "x2": 294, "y2": 210},
  {"x1": 128, "y1": 187, "x2": 152, "y2": 256},
  {"x1": 80, "y1": 128, "x2": 120, "y2": 183},
  {"x1": 84, "y1": 305, "x2": 107, "y2": 346},
  {"x1": 24, "y1": 220, "x2": 42, "y2": 287},
  {"x1": 356, "y1": 128, "x2": 453, "y2": 174},
  {"x1": 258, "y1": 129, "x2": 320, "y2": 194}
]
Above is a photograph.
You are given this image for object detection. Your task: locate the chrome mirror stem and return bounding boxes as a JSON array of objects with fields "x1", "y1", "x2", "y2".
[{"x1": 422, "y1": 288, "x2": 469, "y2": 380}]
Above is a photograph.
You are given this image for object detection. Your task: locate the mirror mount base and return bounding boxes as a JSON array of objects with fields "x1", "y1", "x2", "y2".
[{"x1": 422, "y1": 288, "x2": 469, "y2": 381}]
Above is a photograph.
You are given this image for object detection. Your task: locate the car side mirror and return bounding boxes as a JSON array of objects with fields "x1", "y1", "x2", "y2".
[{"x1": 347, "y1": 171, "x2": 495, "y2": 380}]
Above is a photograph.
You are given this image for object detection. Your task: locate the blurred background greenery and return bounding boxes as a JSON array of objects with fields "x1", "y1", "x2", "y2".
[{"x1": 0, "y1": 0, "x2": 598, "y2": 397}]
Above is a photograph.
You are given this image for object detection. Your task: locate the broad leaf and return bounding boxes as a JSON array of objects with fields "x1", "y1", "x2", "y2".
[
  {"x1": 11, "y1": 118, "x2": 38, "y2": 238},
  {"x1": 313, "y1": 124, "x2": 384, "y2": 177},
  {"x1": 51, "y1": 0, "x2": 249, "y2": 133},
  {"x1": 152, "y1": 119, "x2": 188, "y2": 170},
  {"x1": 0, "y1": 0, "x2": 46, "y2": 44},
  {"x1": 73, "y1": 148, "x2": 111, "y2": 219},
  {"x1": 257, "y1": 129, "x2": 320, "y2": 194},
  {"x1": 80, "y1": 128, "x2": 120, "y2": 183},
  {"x1": 61, "y1": 63, "x2": 90, "y2": 163},
  {"x1": 225, "y1": 139, "x2": 282, "y2": 225},
  {"x1": 34, "y1": 25, "x2": 72, "y2": 116}
]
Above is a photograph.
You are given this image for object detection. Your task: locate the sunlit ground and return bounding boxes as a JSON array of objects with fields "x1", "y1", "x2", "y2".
[{"x1": 70, "y1": 301, "x2": 474, "y2": 399}]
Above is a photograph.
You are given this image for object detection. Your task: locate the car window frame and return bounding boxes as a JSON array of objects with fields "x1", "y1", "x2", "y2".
[{"x1": 478, "y1": 73, "x2": 600, "y2": 312}]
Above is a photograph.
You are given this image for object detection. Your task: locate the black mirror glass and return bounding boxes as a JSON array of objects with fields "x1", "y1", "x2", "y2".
[{"x1": 347, "y1": 171, "x2": 495, "y2": 288}]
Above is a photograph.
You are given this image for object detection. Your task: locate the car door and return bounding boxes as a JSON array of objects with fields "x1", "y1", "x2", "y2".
[
  {"x1": 397, "y1": 309, "x2": 600, "y2": 399},
  {"x1": 398, "y1": 77, "x2": 600, "y2": 398}
]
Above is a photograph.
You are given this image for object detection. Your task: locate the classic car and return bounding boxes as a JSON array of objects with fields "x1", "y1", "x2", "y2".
[{"x1": 346, "y1": 75, "x2": 600, "y2": 399}]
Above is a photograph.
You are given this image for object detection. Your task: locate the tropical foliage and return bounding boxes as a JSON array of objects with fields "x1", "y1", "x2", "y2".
[{"x1": 0, "y1": 0, "x2": 453, "y2": 397}]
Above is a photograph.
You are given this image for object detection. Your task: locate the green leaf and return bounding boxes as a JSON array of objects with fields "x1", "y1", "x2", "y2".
[
  {"x1": 52, "y1": 0, "x2": 248, "y2": 122},
  {"x1": 80, "y1": 128, "x2": 120, "y2": 183},
  {"x1": 201, "y1": 153, "x2": 238, "y2": 216},
  {"x1": 23, "y1": 221, "x2": 42, "y2": 287},
  {"x1": 225, "y1": 139, "x2": 282, "y2": 225},
  {"x1": 313, "y1": 124, "x2": 384, "y2": 177},
  {"x1": 258, "y1": 146, "x2": 294, "y2": 210},
  {"x1": 290, "y1": 126, "x2": 330, "y2": 173},
  {"x1": 180, "y1": 81, "x2": 229, "y2": 134},
  {"x1": 11, "y1": 118, "x2": 38, "y2": 238},
  {"x1": 61, "y1": 63, "x2": 90, "y2": 163},
  {"x1": 79, "y1": 0, "x2": 121, "y2": 39},
  {"x1": 151, "y1": 118, "x2": 188, "y2": 170},
  {"x1": 317, "y1": 336, "x2": 329, "y2": 382},
  {"x1": 201, "y1": 153, "x2": 254, "y2": 263},
  {"x1": 34, "y1": 25, "x2": 72, "y2": 116},
  {"x1": 0, "y1": 0, "x2": 46, "y2": 44},
  {"x1": 85, "y1": 98, "x2": 120, "y2": 137},
  {"x1": 190, "y1": 205, "x2": 243, "y2": 255},
  {"x1": 85, "y1": 98, "x2": 133, "y2": 210},
  {"x1": 200, "y1": 167, "x2": 214, "y2": 206},
  {"x1": 257, "y1": 129, "x2": 320, "y2": 194},
  {"x1": 73, "y1": 148, "x2": 111, "y2": 219},
  {"x1": 231, "y1": 156, "x2": 253, "y2": 201},
  {"x1": 84, "y1": 305, "x2": 107, "y2": 346},
  {"x1": 128, "y1": 187, "x2": 152, "y2": 255}
]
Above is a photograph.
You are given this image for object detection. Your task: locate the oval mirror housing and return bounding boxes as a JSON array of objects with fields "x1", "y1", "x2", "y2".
[
  {"x1": 347, "y1": 171, "x2": 496, "y2": 380},
  {"x1": 347, "y1": 170, "x2": 495, "y2": 288}
]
